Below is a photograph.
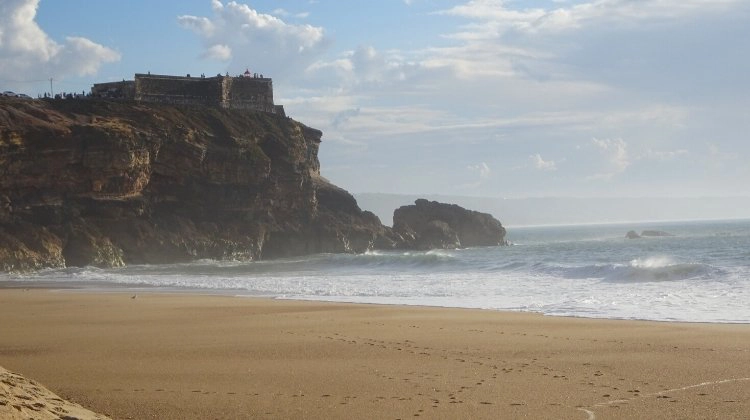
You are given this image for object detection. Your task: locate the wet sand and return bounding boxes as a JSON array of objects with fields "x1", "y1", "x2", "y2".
[{"x1": 0, "y1": 289, "x2": 748, "y2": 419}]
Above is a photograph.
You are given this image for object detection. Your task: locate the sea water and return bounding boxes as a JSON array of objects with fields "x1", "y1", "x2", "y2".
[{"x1": 4, "y1": 219, "x2": 749, "y2": 323}]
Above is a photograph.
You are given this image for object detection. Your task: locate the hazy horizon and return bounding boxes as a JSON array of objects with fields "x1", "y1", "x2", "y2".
[{"x1": 354, "y1": 193, "x2": 750, "y2": 227}]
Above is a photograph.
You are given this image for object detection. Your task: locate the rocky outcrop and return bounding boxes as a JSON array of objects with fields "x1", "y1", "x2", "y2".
[
  {"x1": 0, "y1": 365, "x2": 111, "y2": 420},
  {"x1": 0, "y1": 97, "x2": 396, "y2": 271},
  {"x1": 626, "y1": 230, "x2": 674, "y2": 239},
  {"x1": 393, "y1": 199, "x2": 507, "y2": 250},
  {"x1": 641, "y1": 230, "x2": 673, "y2": 237}
]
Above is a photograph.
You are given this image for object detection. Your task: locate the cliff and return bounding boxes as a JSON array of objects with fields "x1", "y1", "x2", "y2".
[{"x1": 0, "y1": 97, "x2": 394, "y2": 271}]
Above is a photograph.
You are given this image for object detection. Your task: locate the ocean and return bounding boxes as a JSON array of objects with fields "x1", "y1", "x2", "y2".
[{"x1": 4, "y1": 219, "x2": 749, "y2": 324}]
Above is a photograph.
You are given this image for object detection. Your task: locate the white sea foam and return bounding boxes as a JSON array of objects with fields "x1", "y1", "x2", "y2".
[
  {"x1": 630, "y1": 256, "x2": 675, "y2": 268},
  {"x1": 3, "y1": 219, "x2": 749, "y2": 323}
]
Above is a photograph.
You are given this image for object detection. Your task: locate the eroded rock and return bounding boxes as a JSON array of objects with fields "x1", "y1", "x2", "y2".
[{"x1": 393, "y1": 199, "x2": 507, "y2": 250}]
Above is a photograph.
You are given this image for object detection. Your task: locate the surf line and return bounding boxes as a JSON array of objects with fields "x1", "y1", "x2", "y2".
[{"x1": 577, "y1": 377, "x2": 750, "y2": 420}]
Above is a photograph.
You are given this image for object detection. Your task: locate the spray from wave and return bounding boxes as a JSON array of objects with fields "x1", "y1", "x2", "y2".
[{"x1": 523, "y1": 256, "x2": 719, "y2": 283}]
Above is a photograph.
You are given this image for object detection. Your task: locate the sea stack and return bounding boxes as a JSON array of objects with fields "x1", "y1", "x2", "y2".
[{"x1": 393, "y1": 199, "x2": 507, "y2": 250}]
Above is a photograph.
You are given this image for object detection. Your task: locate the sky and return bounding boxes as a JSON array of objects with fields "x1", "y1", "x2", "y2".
[{"x1": 1, "y1": 0, "x2": 749, "y2": 200}]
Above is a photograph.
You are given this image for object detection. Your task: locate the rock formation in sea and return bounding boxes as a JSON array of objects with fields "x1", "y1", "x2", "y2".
[
  {"x1": 640, "y1": 230, "x2": 673, "y2": 237},
  {"x1": 625, "y1": 230, "x2": 674, "y2": 239},
  {"x1": 393, "y1": 199, "x2": 507, "y2": 250},
  {"x1": 626, "y1": 230, "x2": 641, "y2": 239},
  {"x1": 0, "y1": 98, "x2": 506, "y2": 272}
]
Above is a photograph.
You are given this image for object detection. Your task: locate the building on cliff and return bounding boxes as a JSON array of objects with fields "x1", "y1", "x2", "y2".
[{"x1": 91, "y1": 70, "x2": 285, "y2": 115}]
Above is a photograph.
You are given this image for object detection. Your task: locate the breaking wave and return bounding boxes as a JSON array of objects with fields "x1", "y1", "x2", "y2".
[{"x1": 530, "y1": 256, "x2": 719, "y2": 283}]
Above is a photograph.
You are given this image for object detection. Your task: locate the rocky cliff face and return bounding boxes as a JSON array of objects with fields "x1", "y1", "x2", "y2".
[
  {"x1": 0, "y1": 98, "x2": 394, "y2": 271},
  {"x1": 393, "y1": 199, "x2": 507, "y2": 250}
]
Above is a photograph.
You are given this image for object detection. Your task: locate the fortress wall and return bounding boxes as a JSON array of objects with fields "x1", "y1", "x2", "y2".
[
  {"x1": 101, "y1": 74, "x2": 283, "y2": 113},
  {"x1": 225, "y1": 78, "x2": 276, "y2": 112},
  {"x1": 135, "y1": 74, "x2": 223, "y2": 106}
]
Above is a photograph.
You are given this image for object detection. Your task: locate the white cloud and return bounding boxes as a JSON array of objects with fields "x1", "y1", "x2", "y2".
[
  {"x1": 202, "y1": 44, "x2": 232, "y2": 61},
  {"x1": 592, "y1": 138, "x2": 629, "y2": 170},
  {"x1": 271, "y1": 9, "x2": 308, "y2": 19},
  {"x1": 460, "y1": 162, "x2": 492, "y2": 189},
  {"x1": 641, "y1": 149, "x2": 688, "y2": 161},
  {"x1": 437, "y1": 1, "x2": 546, "y2": 34},
  {"x1": 302, "y1": 44, "x2": 420, "y2": 92},
  {"x1": 176, "y1": 15, "x2": 215, "y2": 36},
  {"x1": 178, "y1": 1, "x2": 328, "y2": 79},
  {"x1": 588, "y1": 137, "x2": 630, "y2": 180},
  {"x1": 468, "y1": 162, "x2": 492, "y2": 180},
  {"x1": 438, "y1": 0, "x2": 743, "y2": 36},
  {"x1": 530, "y1": 154, "x2": 557, "y2": 171},
  {"x1": 0, "y1": 0, "x2": 120, "y2": 81}
]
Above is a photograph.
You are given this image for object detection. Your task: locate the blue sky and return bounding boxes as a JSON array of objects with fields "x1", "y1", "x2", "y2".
[{"x1": 2, "y1": 0, "x2": 749, "y2": 199}]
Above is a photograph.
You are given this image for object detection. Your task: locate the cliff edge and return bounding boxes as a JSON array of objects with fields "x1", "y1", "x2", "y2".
[{"x1": 0, "y1": 98, "x2": 394, "y2": 271}]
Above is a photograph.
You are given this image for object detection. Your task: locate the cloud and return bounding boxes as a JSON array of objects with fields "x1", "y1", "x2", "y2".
[
  {"x1": 0, "y1": 0, "x2": 120, "y2": 81},
  {"x1": 202, "y1": 44, "x2": 232, "y2": 60},
  {"x1": 302, "y1": 44, "x2": 423, "y2": 94},
  {"x1": 438, "y1": 0, "x2": 743, "y2": 35},
  {"x1": 436, "y1": 0, "x2": 546, "y2": 35},
  {"x1": 641, "y1": 149, "x2": 688, "y2": 161},
  {"x1": 431, "y1": 0, "x2": 749, "y2": 96},
  {"x1": 331, "y1": 107, "x2": 361, "y2": 128},
  {"x1": 588, "y1": 137, "x2": 630, "y2": 180},
  {"x1": 468, "y1": 162, "x2": 491, "y2": 180},
  {"x1": 530, "y1": 154, "x2": 557, "y2": 171},
  {"x1": 460, "y1": 162, "x2": 492, "y2": 189},
  {"x1": 592, "y1": 138, "x2": 629, "y2": 170},
  {"x1": 178, "y1": 1, "x2": 328, "y2": 79},
  {"x1": 272, "y1": 9, "x2": 309, "y2": 19},
  {"x1": 176, "y1": 15, "x2": 215, "y2": 36}
]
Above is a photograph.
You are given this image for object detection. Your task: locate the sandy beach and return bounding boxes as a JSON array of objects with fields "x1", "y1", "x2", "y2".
[{"x1": 0, "y1": 288, "x2": 748, "y2": 419}]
